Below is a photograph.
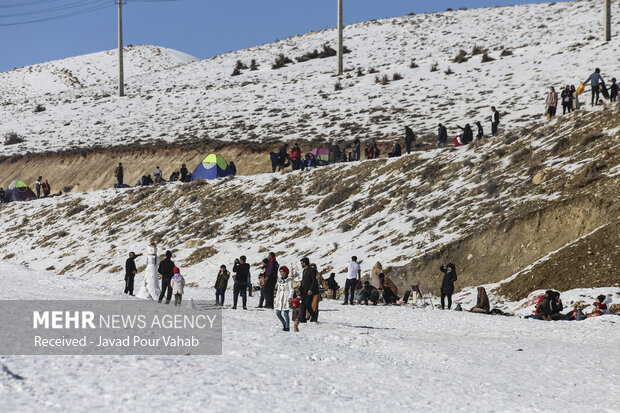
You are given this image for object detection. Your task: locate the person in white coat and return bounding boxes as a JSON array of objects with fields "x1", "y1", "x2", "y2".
[
  {"x1": 274, "y1": 266, "x2": 294, "y2": 331},
  {"x1": 137, "y1": 243, "x2": 161, "y2": 300},
  {"x1": 170, "y1": 267, "x2": 185, "y2": 306}
]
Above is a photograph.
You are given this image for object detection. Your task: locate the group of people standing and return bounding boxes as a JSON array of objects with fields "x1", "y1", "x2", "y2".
[
  {"x1": 115, "y1": 162, "x2": 200, "y2": 188},
  {"x1": 545, "y1": 68, "x2": 618, "y2": 119}
]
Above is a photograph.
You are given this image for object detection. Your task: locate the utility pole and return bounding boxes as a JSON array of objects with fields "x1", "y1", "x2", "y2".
[
  {"x1": 117, "y1": 0, "x2": 125, "y2": 97},
  {"x1": 604, "y1": 0, "x2": 611, "y2": 42},
  {"x1": 337, "y1": 0, "x2": 343, "y2": 75}
]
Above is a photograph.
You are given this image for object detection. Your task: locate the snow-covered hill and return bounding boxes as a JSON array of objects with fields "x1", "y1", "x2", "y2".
[
  {"x1": 0, "y1": 45, "x2": 197, "y2": 99},
  {"x1": 0, "y1": 261, "x2": 618, "y2": 412},
  {"x1": 1, "y1": 104, "x2": 618, "y2": 309},
  {"x1": 1, "y1": 0, "x2": 619, "y2": 156}
]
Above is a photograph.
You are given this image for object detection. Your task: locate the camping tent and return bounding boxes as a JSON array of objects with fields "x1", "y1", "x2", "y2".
[
  {"x1": 191, "y1": 154, "x2": 235, "y2": 181},
  {"x1": 309, "y1": 148, "x2": 329, "y2": 166},
  {"x1": 3, "y1": 180, "x2": 36, "y2": 202}
]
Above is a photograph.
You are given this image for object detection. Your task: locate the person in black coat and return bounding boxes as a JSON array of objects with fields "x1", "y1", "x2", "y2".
[
  {"x1": 404, "y1": 126, "x2": 415, "y2": 154},
  {"x1": 457, "y1": 124, "x2": 473, "y2": 145},
  {"x1": 475, "y1": 121, "x2": 484, "y2": 140},
  {"x1": 439, "y1": 263, "x2": 457, "y2": 309},
  {"x1": 180, "y1": 164, "x2": 189, "y2": 182},
  {"x1": 158, "y1": 250, "x2": 175, "y2": 304},
  {"x1": 300, "y1": 257, "x2": 318, "y2": 322},
  {"x1": 388, "y1": 142, "x2": 402, "y2": 157},
  {"x1": 115, "y1": 163, "x2": 124, "y2": 186},
  {"x1": 325, "y1": 273, "x2": 340, "y2": 299},
  {"x1": 232, "y1": 256, "x2": 250, "y2": 309},
  {"x1": 491, "y1": 106, "x2": 500, "y2": 136},
  {"x1": 560, "y1": 86, "x2": 573, "y2": 115},
  {"x1": 437, "y1": 123, "x2": 448, "y2": 148},
  {"x1": 124, "y1": 252, "x2": 141, "y2": 295}
]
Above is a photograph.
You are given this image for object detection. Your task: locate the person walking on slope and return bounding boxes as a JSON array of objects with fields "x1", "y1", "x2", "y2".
[
  {"x1": 274, "y1": 266, "x2": 294, "y2": 331},
  {"x1": 214, "y1": 265, "x2": 230, "y2": 306},
  {"x1": 263, "y1": 252, "x2": 279, "y2": 309},
  {"x1": 457, "y1": 124, "x2": 473, "y2": 145},
  {"x1": 343, "y1": 256, "x2": 361, "y2": 305},
  {"x1": 35, "y1": 176, "x2": 42, "y2": 198},
  {"x1": 437, "y1": 123, "x2": 448, "y2": 148},
  {"x1": 560, "y1": 85, "x2": 573, "y2": 115},
  {"x1": 124, "y1": 251, "x2": 141, "y2": 295},
  {"x1": 300, "y1": 257, "x2": 319, "y2": 322},
  {"x1": 439, "y1": 263, "x2": 457, "y2": 310},
  {"x1": 491, "y1": 106, "x2": 500, "y2": 137},
  {"x1": 232, "y1": 256, "x2": 250, "y2": 309},
  {"x1": 158, "y1": 250, "x2": 175, "y2": 304},
  {"x1": 170, "y1": 267, "x2": 185, "y2": 306},
  {"x1": 583, "y1": 68, "x2": 604, "y2": 106},
  {"x1": 545, "y1": 87, "x2": 558, "y2": 119},
  {"x1": 610, "y1": 78, "x2": 618, "y2": 103},
  {"x1": 404, "y1": 126, "x2": 416, "y2": 154},
  {"x1": 475, "y1": 121, "x2": 484, "y2": 140},
  {"x1": 115, "y1": 163, "x2": 123, "y2": 187}
]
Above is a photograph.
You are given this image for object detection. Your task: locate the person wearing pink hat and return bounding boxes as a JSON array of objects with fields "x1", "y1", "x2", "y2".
[{"x1": 274, "y1": 266, "x2": 294, "y2": 331}]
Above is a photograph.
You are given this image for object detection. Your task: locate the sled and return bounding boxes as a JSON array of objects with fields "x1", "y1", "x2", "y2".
[
  {"x1": 454, "y1": 135, "x2": 463, "y2": 147},
  {"x1": 576, "y1": 82, "x2": 585, "y2": 95},
  {"x1": 600, "y1": 82, "x2": 610, "y2": 100}
]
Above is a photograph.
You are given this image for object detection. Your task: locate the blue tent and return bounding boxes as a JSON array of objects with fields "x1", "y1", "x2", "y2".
[{"x1": 191, "y1": 154, "x2": 236, "y2": 181}]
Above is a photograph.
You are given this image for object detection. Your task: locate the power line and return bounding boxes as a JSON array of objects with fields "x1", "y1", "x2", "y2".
[
  {"x1": 0, "y1": 0, "x2": 65, "y2": 9},
  {"x1": 0, "y1": 0, "x2": 107, "y2": 19},
  {"x1": 0, "y1": 2, "x2": 110, "y2": 26}
]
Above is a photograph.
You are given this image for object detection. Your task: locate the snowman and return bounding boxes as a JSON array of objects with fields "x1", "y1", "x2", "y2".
[{"x1": 137, "y1": 243, "x2": 161, "y2": 300}]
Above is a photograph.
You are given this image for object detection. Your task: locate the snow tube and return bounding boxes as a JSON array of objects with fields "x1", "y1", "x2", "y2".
[
  {"x1": 577, "y1": 82, "x2": 585, "y2": 95},
  {"x1": 600, "y1": 82, "x2": 610, "y2": 99}
]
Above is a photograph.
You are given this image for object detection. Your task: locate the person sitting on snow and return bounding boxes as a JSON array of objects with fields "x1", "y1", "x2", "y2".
[
  {"x1": 358, "y1": 281, "x2": 380, "y2": 305},
  {"x1": 388, "y1": 142, "x2": 402, "y2": 158},
  {"x1": 471, "y1": 287, "x2": 490, "y2": 313},
  {"x1": 589, "y1": 295, "x2": 610, "y2": 317},
  {"x1": 379, "y1": 273, "x2": 399, "y2": 305}
]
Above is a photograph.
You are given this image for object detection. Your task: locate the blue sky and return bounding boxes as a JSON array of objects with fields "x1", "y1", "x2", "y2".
[{"x1": 0, "y1": 0, "x2": 568, "y2": 72}]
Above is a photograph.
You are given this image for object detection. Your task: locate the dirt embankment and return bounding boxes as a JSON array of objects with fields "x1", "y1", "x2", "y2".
[
  {"x1": 0, "y1": 139, "x2": 409, "y2": 193},
  {"x1": 385, "y1": 190, "x2": 619, "y2": 299}
]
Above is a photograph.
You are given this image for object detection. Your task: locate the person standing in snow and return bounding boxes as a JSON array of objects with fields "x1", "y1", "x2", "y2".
[
  {"x1": 115, "y1": 163, "x2": 124, "y2": 187},
  {"x1": 274, "y1": 266, "x2": 294, "y2": 331},
  {"x1": 560, "y1": 85, "x2": 573, "y2": 115},
  {"x1": 263, "y1": 252, "x2": 279, "y2": 309},
  {"x1": 457, "y1": 124, "x2": 473, "y2": 145},
  {"x1": 439, "y1": 263, "x2": 457, "y2": 310},
  {"x1": 232, "y1": 256, "x2": 250, "y2": 309},
  {"x1": 571, "y1": 85, "x2": 580, "y2": 110},
  {"x1": 41, "y1": 179, "x2": 51, "y2": 197},
  {"x1": 35, "y1": 176, "x2": 42, "y2": 198},
  {"x1": 475, "y1": 121, "x2": 484, "y2": 140},
  {"x1": 545, "y1": 87, "x2": 558, "y2": 119},
  {"x1": 329, "y1": 141, "x2": 342, "y2": 164},
  {"x1": 325, "y1": 273, "x2": 340, "y2": 299},
  {"x1": 610, "y1": 78, "x2": 618, "y2": 102},
  {"x1": 0, "y1": 187, "x2": 4, "y2": 203},
  {"x1": 491, "y1": 106, "x2": 500, "y2": 137},
  {"x1": 214, "y1": 265, "x2": 230, "y2": 306},
  {"x1": 300, "y1": 257, "x2": 318, "y2": 322},
  {"x1": 170, "y1": 267, "x2": 185, "y2": 306},
  {"x1": 343, "y1": 256, "x2": 361, "y2": 305},
  {"x1": 350, "y1": 137, "x2": 361, "y2": 161},
  {"x1": 583, "y1": 68, "x2": 604, "y2": 106},
  {"x1": 256, "y1": 258, "x2": 269, "y2": 308},
  {"x1": 137, "y1": 243, "x2": 161, "y2": 300},
  {"x1": 180, "y1": 164, "x2": 189, "y2": 182},
  {"x1": 157, "y1": 250, "x2": 175, "y2": 304},
  {"x1": 379, "y1": 273, "x2": 399, "y2": 305},
  {"x1": 153, "y1": 166, "x2": 163, "y2": 183},
  {"x1": 437, "y1": 123, "x2": 448, "y2": 148},
  {"x1": 124, "y1": 251, "x2": 141, "y2": 295},
  {"x1": 404, "y1": 126, "x2": 415, "y2": 154}
]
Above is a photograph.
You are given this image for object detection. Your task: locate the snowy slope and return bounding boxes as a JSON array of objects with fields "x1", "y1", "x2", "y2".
[
  {"x1": 0, "y1": 45, "x2": 197, "y2": 99},
  {"x1": 0, "y1": 104, "x2": 617, "y2": 306},
  {"x1": 0, "y1": 261, "x2": 618, "y2": 412},
  {"x1": 1, "y1": 0, "x2": 619, "y2": 156}
]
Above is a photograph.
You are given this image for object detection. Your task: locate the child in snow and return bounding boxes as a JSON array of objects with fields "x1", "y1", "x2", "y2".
[
  {"x1": 589, "y1": 295, "x2": 609, "y2": 317},
  {"x1": 291, "y1": 291, "x2": 303, "y2": 332},
  {"x1": 170, "y1": 267, "x2": 185, "y2": 306},
  {"x1": 214, "y1": 265, "x2": 230, "y2": 306},
  {"x1": 610, "y1": 78, "x2": 618, "y2": 102}
]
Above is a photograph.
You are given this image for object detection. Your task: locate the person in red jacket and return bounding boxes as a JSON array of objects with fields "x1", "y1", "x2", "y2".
[{"x1": 41, "y1": 179, "x2": 51, "y2": 197}]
